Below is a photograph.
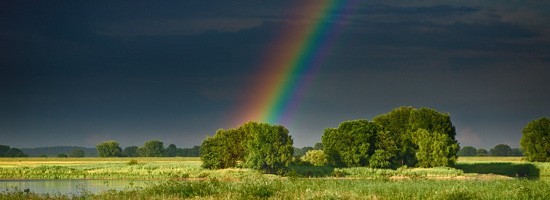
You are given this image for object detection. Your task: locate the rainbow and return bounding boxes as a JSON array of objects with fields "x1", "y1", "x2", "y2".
[{"x1": 233, "y1": 0, "x2": 357, "y2": 125}]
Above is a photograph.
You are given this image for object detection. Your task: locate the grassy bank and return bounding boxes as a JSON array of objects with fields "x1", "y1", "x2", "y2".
[
  {"x1": 2, "y1": 177, "x2": 549, "y2": 200},
  {"x1": 1, "y1": 157, "x2": 549, "y2": 180}
]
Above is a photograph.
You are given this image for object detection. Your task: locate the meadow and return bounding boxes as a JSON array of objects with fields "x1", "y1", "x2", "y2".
[{"x1": 1, "y1": 157, "x2": 549, "y2": 199}]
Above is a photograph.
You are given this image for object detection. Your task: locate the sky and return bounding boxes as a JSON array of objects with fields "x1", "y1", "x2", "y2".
[{"x1": 1, "y1": 1, "x2": 549, "y2": 149}]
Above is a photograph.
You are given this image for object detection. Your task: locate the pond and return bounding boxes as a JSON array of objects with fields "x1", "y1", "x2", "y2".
[{"x1": 0, "y1": 179, "x2": 156, "y2": 195}]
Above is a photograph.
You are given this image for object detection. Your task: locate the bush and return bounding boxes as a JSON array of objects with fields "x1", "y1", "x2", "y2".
[{"x1": 301, "y1": 150, "x2": 327, "y2": 166}]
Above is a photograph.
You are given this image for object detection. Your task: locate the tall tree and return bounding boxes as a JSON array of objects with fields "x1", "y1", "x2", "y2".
[
  {"x1": 123, "y1": 146, "x2": 139, "y2": 157},
  {"x1": 165, "y1": 144, "x2": 178, "y2": 157},
  {"x1": 490, "y1": 144, "x2": 512, "y2": 156},
  {"x1": 520, "y1": 117, "x2": 550, "y2": 162},
  {"x1": 139, "y1": 140, "x2": 165, "y2": 157},
  {"x1": 476, "y1": 148, "x2": 488, "y2": 156},
  {"x1": 69, "y1": 149, "x2": 85, "y2": 157},
  {"x1": 322, "y1": 120, "x2": 378, "y2": 167},
  {"x1": 96, "y1": 140, "x2": 122, "y2": 157},
  {"x1": 0, "y1": 145, "x2": 11, "y2": 157},
  {"x1": 458, "y1": 146, "x2": 477, "y2": 157},
  {"x1": 244, "y1": 122, "x2": 294, "y2": 173}
]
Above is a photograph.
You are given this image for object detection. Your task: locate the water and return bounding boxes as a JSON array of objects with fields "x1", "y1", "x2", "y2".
[{"x1": 0, "y1": 179, "x2": 155, "y2": 195}]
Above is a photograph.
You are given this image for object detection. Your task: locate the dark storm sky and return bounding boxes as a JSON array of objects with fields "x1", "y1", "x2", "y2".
[{"x1": 1, "y1": 1, "x2": 549, "y2": 149}]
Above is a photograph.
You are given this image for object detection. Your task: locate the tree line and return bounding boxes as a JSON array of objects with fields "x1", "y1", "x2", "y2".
[
  {"x1": 458, "y1": 144, "x2": 523, "y2": 157},
  {"x1": 0, "y1": 145, "x2": 28, "y2": 157},
  {"x1": 96, "y1": 140, "x2": 199, "y2": 157}
]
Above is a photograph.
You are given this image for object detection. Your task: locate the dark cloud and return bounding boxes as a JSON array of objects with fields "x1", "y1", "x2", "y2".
[{"x1": 1, "y1": 1, "x2": 549, "y2": 148}]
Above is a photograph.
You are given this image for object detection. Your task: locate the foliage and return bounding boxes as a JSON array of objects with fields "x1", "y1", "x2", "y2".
[
  {"x1": 96, "y1": 140, "x2": 122, "y2": 157},
  {"x1": 200, "y1": 128, "x2": 247, "y2": 169},
  {"x1": 301, "y1": 150, "x2": 327, "y2": 166},
  {"x1": 414, "y1": 129, "x2": 459, "y2": 167},
  {"x1": 69, "y1": 149, "x2": 85, "y2": 157},
  {"x1": 293, "y1": 146, "x2": 314, "y2": 157},
  {"x1": 0, "y1": 145, "x2": 28, "y2": 157},
  {"x1": 57, "y1": 153, "x2": 68, "y2": 158},
  {"x1": 244, "y1": 122, "x2": 294, "y2": 173},
  {"x1": 200, "y1": 122, "x2": 293, "y2": 173},
  {"x1": 164, "y1": 144, "x2": 178, "y2": 157},
  {"x1": 322, "y1": 120, "x2": 378, "y2": 167},
  {"x1": 476, "y1": 148, "x2": 489, "y2": 156},
  {"x1": 176, "y1": 146, "x2": 200, "y2": 157},
  {"x1": 123, "y1": 146, "x2": 139, "y2": 157},
  {"x1": 520, "y1": 117, "x2": 550, "y2": 162},
  {"x1": 323, "y1": 106, "x2": 459, "y2": 168},
  {"x1": 458, "y1": 146, "x2": 477, "y2": 157},
  {"x1": 490, "y1": 144, "x2": 512, "y2": 156},
  {"x1": 138, "y1": 140, "x2": 165, "y2": 157}
]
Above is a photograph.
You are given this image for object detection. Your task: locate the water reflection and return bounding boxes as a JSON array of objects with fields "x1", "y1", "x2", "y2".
[{"x1": 0, "y1": 180, "x2": 154, "y2": 195}]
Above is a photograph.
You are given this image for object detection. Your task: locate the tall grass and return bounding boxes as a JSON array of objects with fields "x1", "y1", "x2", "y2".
[{"x1": 2, "y1": 178, "x2": 549, "y2": 200}]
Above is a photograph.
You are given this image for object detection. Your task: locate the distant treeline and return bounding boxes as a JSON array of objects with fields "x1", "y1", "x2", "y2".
[
  {"x1": 458, "y1": 144, "x2": 523, "y2": 157},
  {"x1": 96, "y1": 140, "x2": 200, "y2": 157},
  {"x1": 0, "y1": 145, "x2": 28, "y2": 157},
  {"x1": 20, "y1": 146, "x2": 98, "y2": 157}
]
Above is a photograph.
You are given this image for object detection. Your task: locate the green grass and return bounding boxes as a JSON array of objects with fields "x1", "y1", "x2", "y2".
[
  {"x1": 1, "y1": 178, "x2": 549, "y2": 200},
  {"x1": 1, "y1": 157, "x2": 550, "y2": 199}
]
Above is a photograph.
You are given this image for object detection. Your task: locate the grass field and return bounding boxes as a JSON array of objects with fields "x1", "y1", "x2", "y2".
[{"x1": 1, "y1": 157, "x2": 549, "y2": 199}]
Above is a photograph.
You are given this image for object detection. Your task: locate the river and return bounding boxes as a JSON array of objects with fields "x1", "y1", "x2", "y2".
[{"x1": 0, "y1": 179, "x2": 155, "y2": 195}]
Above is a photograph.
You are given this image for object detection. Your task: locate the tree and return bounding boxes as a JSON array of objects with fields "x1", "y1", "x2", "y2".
[
  {"x1": 0, "y1": 145, "x2": 10, "y2": 157},
  {"x1": 301, "y1": 150, "x2": 327, "y2": 166},
  {"x1": 244, "y1": 122, "x2": 294, "y2": 173},
  {"x1": 322, "y1": 120, "x2": 378, "y2": 167},
  {"x1": 520, "y1": 117, "x2": 550, "y2": 162},
  {"x1": 69, "y1": 149, "x2": 85, "y2": 157},
  {"x1": 372, "y1": 106, "x2": 459, "y2": 167},
  {"x1": 200, "y1": 128, "x2": 248, "y2": 169},
  {"x1": 414, "y1": 129, "x2": 459, "y2": 167},
  {"x1": 510, "y1": 148, "x2": 523, "y2": 156},
  {"x1": 4, "y1": 148, "x2": 28, "y2": 157},
  {"x1": 139, "y1": 140, "x2": 165, "y2": 157},
  {"x1": 57, "y1": 153, "x2": 68, "y2": 158},
  {"x1": 490, "y1": 144, "x2": 512, "y2": 156},
  {"x1": 314, "y1": 142, "x2": 324, "y2": 150},
  {"x1": 123, "y1": 146, "x2": 139, "y2": 157},
  {"x1": 476, "y1": 148, "x2": 488, "y2": 156},
  {"x1": 96, "y1": 140, "x2": 122, "y2": 157},
  {"x1": 165, "y1": 144, "x2": 178, "y2": 157},
  {"x1": 458, "y1": 146, "x2": 477, "y2": 157}
]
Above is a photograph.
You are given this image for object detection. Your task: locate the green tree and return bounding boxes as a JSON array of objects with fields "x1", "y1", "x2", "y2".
[
  {"x1": 200, "y1": 128, "x2": 248, "y2": 169},
  {"x1": 373, "y1": 107, "x2": 459, "y2": 167},
  {"x1": 123, "y1": 146, "x2": 139, "y2": 157},
  {"x1": 0, "y1": 145, "x2": 10, "y2": 157},
  {"x1": 322, "y1": 120, "x2": 378, "y2": 167},
  {"x1": 373, "y1": 106, "x2": 417, "y2": 167},
  {"x1": 165, "y1": 144, "x2": 178, "y2": 157},
  {"x1": 476, "y1": 148, "x2": 488, "y2": 156},
  {"x1": 414, "y1": 129, "x2": 459, "y2": 167},
  {"x1": 301, "y1": 150, "x2": 327, "y2": 166},
  {"x1": 490, "y1": 144, "x2": 512, "y2": 156},
  {"x1": 244, "y1": 122, "x2": 294, "y2": 173},
  {"x1": 96, "y1": 140, "x2": 122, "y2": 157},
  {"x1": 458, "y1": 146, "x2": 477, "y2": 157},
  {"x1": 69, "y1": 149, "x2": 85, "y2": 157},
  {"x1": 314, "y1": 142, "x2": 324, "y2": 150},
  {"x1": 57, "y1": 153, "x2": 68, "y2": 158},
  {"x1": 510, "y1": 148, "x2": 523, "y2": 156},
  {"x1": 5, "y1": 148, "x2": 28, "y2": 157},
  {"x1": 139, "y1": 140, "x2": 165, "y2": 157},
  {"x1": 520, "y1": 117, "x2": 550, "y2": 162}
]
